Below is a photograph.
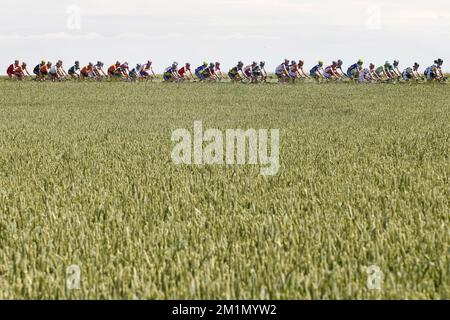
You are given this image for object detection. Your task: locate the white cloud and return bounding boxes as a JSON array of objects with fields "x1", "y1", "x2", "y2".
[
  {"x1": 0, "y1": 31, "x2": 187, "y2": 41},
  {"x1": 0, "y1": 32, "x2": 102, "y2": 40},
  {"x1": 224, "y1": 33, "x2": 277, "y2": 40},
  {"x1": 115, "y1": 32, "x2": 183, "y2": 40}
]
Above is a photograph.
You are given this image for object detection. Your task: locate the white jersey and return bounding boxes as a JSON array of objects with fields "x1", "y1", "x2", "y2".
[
  {"x1": 275, "y1": 64, "x2": 286, "y2": 75},
  {"x1": 323, "y1": 65, "x2": 336, "y2": 78},
  {"x1": 359, "y1": 68, "x2": 370, "y2": 82},
  {"x1": 288, "y1": 65, "x2": 298, "y2": 78}
]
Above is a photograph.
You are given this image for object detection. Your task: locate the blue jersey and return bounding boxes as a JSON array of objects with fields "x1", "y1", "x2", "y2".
[
  {"x1": 348, "y1": 63, "x2": 359, "y2": 72},
  {"x1": 195, "y1": 65, "x2": 207, "y2": 74},
  {"x1": 252, "y1": 65, "x2": 261, "y2": 74},
  {"x1": 164, "y1": 66, "x2": 175, "y2": 74},
  {"x1": 424, "y1": 65, "x2": 437, "y2": 77},
  {"x1": 310, "y1": 64, "x2": 321, "y2": 74},
  {"x1": 201, "y1": 66, "x2": 214, "y2": 75},
  {"x1": 33, "y1": 64, "x2": 41, "y2": 74}
]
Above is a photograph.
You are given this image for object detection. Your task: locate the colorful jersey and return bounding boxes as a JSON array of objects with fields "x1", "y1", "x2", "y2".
[
  {"x1": 81, "y1": 65, "x2": 93, "y2": 75},
  {"x1": 385, "y1": 64, "x2": 394, "y2": 72},
  {"x1": 40, "y1": 65, "x2": 49, "y2": 74},
  {"x1": 402, "y1": 68, "x2": 414, "y2": 80},
  {"x1": 275, "y1": 64, "x2": 287, "y2": 75},
  {"x1": 229, "y1": 66, "x2": 242, "y2": 75},
  {"x1": 201, "y1": 67, "x2": 213, "y2": 76},
  {"x1": 139, "y1": 65, "x2": 150, "y2": 75},
  {"x1": 323, "y1": 65, "x2": 337, "y2": 78},
  {"x1": 359, "y1": 68, "x2": 370, "y2": 82},
  {"x1": 108, "y1": 65, "x2": 117, "y2": 74},
  {"x1": 424, "y1": 65, "x2": 438, "y2": 78},
  {"x1": 324, "y1": 65, "x2": 336, "y2": 74},
  {"x1": 129, "y1": 68, "x2": 138, "y2": 77},
  {"x1": 68, "y1": 65, "x2": 80, "y2": 74},
  {"x1": 113, "y1": 67, "x2": 123, "y2": 75},
  {"x1": 6, "y1": 64, "x2": 14, "y2": 75},
  {"x1": 288, "y1": 65, "x2": 299, "y2": 77},
  {"x1": 348, "y1": 63, "x2": 360, "y2": 72},
  {"x1": 346, "y1": 63, "x2": 361, "y2": 77},
  {"x1": 33, "y1": 64, "x2": 41, "y2": 74},
  {"x1": 252, "y1": 65, "x2": 262, "y2": 74},
  {"x1": 403, "y1": 67, "x2": 413, "y2": 76},
  {"x1": 375, "y1": 66, "x2": 385, "y2": 75},
  {"x1": 243, "y1": 65, "x2": 252, "y2": 76},
  {"x1": 310, "y1": 64, "x2": 322, "y2": 74},
  {"x1": 195, "y1": 65, "x2": 207, "y2": 74},
  {"x1": 164, "y1": 66, "x2": 176, "y2": 75},
  {"x1": 178, "y1": 66, "x2": 190, "y2": 77},
  {"x1": 141, "y1": 64, "x2": 151, "y2": 71},
  {"x1": 49, "y1": 65, "x2": 58, "y2": 74},
  {"x1": 14, "y1": 65, "x2": 23, "y2": 74}
]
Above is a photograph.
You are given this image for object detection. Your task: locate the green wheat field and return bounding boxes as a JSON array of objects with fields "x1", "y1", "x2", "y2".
[{"x1": 0, "y1": 80, "x2": 448, "y2": 299}]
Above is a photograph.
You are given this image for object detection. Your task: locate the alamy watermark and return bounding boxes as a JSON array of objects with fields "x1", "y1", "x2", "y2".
[
  {"x1": 171, "y1": 121, "x2": 280, "y2": 175},
  {"x1": 66, "y1": 264, "x2": 81, "y2": 290},
  {"x1": 366, "y1": 265, "x2": 383, "y2": 290},
  {"x1": 366, "y1": 4, "x2": 381, "y2": 30},
  {"x1": 66, "y1": 5, "x2": 81, "y2": 30}
]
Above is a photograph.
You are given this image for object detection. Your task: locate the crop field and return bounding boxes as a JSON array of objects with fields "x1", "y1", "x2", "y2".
[{"x1": 0, "y1": 79, "x2": 448, "y2": 299}]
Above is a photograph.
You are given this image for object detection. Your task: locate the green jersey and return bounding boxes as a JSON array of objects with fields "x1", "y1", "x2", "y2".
[{"x1": 375, "y1": 66, "x2": 385, "y2": 75}]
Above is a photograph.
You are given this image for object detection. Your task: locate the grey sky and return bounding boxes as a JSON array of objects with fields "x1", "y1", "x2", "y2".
[{"x1": 2, "y1": 0, "x2": 449, "y2": 73}]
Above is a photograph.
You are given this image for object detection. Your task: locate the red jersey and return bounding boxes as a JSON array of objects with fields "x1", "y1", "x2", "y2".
[
  {"x1": 108, "y1": 65, "x2": 117, "y2": 74},
  {"x1": 6, "y1": 64, "x2": 14, "y2": 75},
  {"x1": 14, "y1": 65, "x2": 23, "y2": 74},
  {"x1": 81, "y1": 65, "x2": 93, "y2": 75},
  {"x1": 178, "y1": 66, "x2": 190, "y2": 77}
]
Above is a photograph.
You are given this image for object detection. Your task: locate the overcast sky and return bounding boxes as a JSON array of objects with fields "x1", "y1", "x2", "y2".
[{"x1": 2, "y1": 0, "x2": 449, "y2": 73}]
